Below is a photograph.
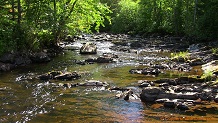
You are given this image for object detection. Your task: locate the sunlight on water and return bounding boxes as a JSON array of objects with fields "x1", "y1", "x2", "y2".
[{"x1": 0, "y1": 40, "x2": 213, "y2": 123}]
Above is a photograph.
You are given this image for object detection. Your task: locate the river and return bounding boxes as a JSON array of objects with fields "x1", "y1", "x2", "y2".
[{"x1": 0, "y1": 38, "x2": 217, "y2": 123}]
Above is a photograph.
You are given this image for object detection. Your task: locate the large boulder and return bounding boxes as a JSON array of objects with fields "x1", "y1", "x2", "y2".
[
  {"x1": 80, "y1": 42, "x2": 97, "y2": 54},
  {"x1": 140, "y1": 87, "x2": 162, "y2": 102},
  {"x1": 140, "y1": 87, "x2": 199, "y2": 102}
]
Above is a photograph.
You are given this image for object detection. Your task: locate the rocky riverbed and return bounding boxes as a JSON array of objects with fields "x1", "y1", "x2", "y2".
[
  {"x1": 62, "y1": 33, "x2": 218, "y2": 121},
  {"x1": 1, "y1": 33, "x2": 218, "y2": 122}
]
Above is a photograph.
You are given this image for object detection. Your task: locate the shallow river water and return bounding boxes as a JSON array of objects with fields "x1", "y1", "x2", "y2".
[{"x1": 0, "y1": 40, "x2": 217, "y2": 123}]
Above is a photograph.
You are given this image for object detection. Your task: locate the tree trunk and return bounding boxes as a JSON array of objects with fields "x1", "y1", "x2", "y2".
[
  {"x1": 53, "y1": 0, "x2": 57, "y2": 43},
  {"x1": 194, "y1": 0, "x2": 198, "y2": 26},
  {"x1": 11, "y1": 0, "x2": 15, "y2": 21},
  {"x1": 55, "y1": 0, "x2": 78, "y2": 44},
  {"x1": 17, "y1": 0, "x2": 21, "y2": 25}
]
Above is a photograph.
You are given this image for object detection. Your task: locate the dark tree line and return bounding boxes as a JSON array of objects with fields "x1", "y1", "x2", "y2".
[{"x1": 103, "y1": 0, "x2": 218, "y2": 40}]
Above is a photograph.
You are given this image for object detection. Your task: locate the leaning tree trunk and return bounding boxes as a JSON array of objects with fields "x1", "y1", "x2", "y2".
[{"x1": 54, "y1": 0, "x2": 78, "y2": 45}]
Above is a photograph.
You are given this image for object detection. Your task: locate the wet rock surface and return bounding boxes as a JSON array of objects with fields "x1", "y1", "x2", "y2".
[
  {"x1": 38, "y1": 71, "x2": 81, "y2": 81},
  {"x1": 39, "y1": 33, "x2": 218, "y2": 113},
  {"x1": 0, "y1": 47, "x2": 62, "y2": 72},
  {"x1": 58, "y1": 80, "x2": 109, "y2": 88}
]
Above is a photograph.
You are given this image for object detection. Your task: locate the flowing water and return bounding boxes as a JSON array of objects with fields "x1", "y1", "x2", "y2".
[{"x1": 0, "y1": 40, "x2": 214, "y2": 123}]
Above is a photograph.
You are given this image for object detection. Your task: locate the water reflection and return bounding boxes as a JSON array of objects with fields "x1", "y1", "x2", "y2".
[{"x1": 0, "y1": 40, "x2": 204, "y2": 123}]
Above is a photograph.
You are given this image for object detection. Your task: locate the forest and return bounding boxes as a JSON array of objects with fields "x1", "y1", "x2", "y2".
[
  {"x1": 1, "y1": 1, "x2": 218, "y2": 122},
  {"x1": 0, "y1": 0, "x2": 218, "y2": 55}
]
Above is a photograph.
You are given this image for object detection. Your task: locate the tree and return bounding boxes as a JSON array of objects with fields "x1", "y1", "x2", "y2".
[
  {"x1": 0, "y1": 0, "x2": 111, "y2": 54},
  {"x1": 197, "y1": 0, "x2": 218, "y2": 40},
  {"x1": 111, "y1": 0, "x2": 139, "y2": 33},
  {"x1": 24, "y1": 0, "x2": 111, "y2": 47}
]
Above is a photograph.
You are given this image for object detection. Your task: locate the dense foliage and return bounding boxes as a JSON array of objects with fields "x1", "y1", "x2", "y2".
[
  {"x1": 0, "y1": 0, "x2": 111, "y2": 54},
  {"x1": 107, "y1": 0, "x2": 218, "y2": 40},
  {"x1": 0, "y1": 0, "x2": 217, "y2": 55}
]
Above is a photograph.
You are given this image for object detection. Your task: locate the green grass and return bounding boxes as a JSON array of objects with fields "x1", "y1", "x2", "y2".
[
  {"x1": 214, "y1": 79, "x2": 218, "y2": 84},
  {"x1": 170, "y1": 51, "x2": 190, "y2": 61},
  {"x1": 212, "y1": 48, "x2": 218, "y2": 54},
  {"x1": 201, "y1": 70, "x2": 213, "y2": 80}
]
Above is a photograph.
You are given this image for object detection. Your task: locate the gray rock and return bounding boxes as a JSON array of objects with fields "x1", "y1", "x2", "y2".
[
  {"x1": 140, "y1": 87, "x2": 162, "y2": 102},
  {"x1": 80, "y1": 42, "x2": 97, "y2": 54},
  {"x1": 0, "y1": 62, "x2": 14, "y2": 71},
  {"x1": 177, "y1": 93, "x2": 198, "y2": 100},
  {"x1": 139, "y1": 82, "x2": 151, "y2": 87},
  {"x1": 96, "y1": 57, "x2": 113, "y2": 63},
  {"x1": 159, "y1": 83, "x2": 169, "y2": 87}
]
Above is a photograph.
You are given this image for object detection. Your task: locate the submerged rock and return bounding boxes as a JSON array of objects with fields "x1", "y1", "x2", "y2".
[
  {"x1": 58, "y1": 80, "x2": 109, "y2": 89},
  {"x1": 129, "y1": 68, "x2": 161, "y2": 76},
  {"x1": 79, "y1": 80, "x2": 109, "y2": 87}
]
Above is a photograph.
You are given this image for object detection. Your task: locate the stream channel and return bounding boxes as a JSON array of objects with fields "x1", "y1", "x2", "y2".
[{"x1": 0, "y1": 34, "x2": 217, "y2": 122}]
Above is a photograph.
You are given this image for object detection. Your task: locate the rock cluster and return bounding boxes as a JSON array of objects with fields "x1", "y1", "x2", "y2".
[
  {"x1": 58, "y1": 80, "x2": 109, "y2": 88},
  {"x1": 129, "y1": 68, "x2": 161, "y2": 76},
  {"x1": 76, "y1": 53, "x2": 118, "y2": 65},
  {"x1": 38, "y1": 71, "x2": 81, "y2": 81},
  {"x1": 139, "y1": 77, "x2": 218, "y2": 110},
  {"x1": 0, "y1": 47, "x2": 62, "y2": 72}
]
